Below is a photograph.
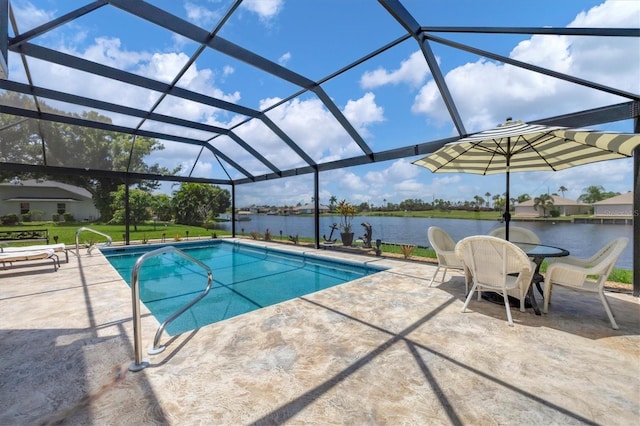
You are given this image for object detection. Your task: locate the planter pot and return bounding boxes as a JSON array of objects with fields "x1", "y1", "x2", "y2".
[{"x1": 340, "y1": 232, "x2": 354, "y2": 247}]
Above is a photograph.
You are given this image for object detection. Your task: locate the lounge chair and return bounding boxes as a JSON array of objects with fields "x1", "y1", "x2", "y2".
[
  {"x1": 0, "y1": 243, "x2": 69, "y2": 263},
  {"x1": 0, "y1": 249, "x2": 59, "y2": 271}
]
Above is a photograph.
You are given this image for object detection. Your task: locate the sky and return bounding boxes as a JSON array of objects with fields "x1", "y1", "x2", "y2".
[{"x1": 5, "y1": 0, "x2": 640, "y2": 208}]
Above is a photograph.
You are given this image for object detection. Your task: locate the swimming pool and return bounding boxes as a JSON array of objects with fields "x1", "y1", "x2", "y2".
[{"x1": 102, "y1": 240, "x2": 386, "y2": 335}]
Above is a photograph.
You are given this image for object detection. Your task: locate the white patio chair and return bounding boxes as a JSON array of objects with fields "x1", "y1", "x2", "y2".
[
  {"x1": 456, "y1": 235, "x2": 535, "y2": 326},
  {"x1": 488, "y1": 226, "x2": 541, "y2": 244},
  {"x1": 542, "y1": 237, "x2": 628, "y2": 329},
  {"x1": 427, "y1": 226, "x2": 467, "y2": 291}
]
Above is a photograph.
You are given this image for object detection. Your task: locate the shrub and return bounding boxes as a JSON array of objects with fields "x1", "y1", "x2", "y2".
[
  {"x1": 1, "y1": 213, "x2": 19, "y2": 225},
  {"x1": 30, "y1": 210, "x2": 44, "y2": 221},
  {"x1": 400, "y1": 244, "x2": 415, "y2": 259},
  {"x1": 52, "y1": 213, "x2": 60, "y2": 222},
  {"x1": 264, "y1": 229, "x2": 272, "y2": 241},
  {"x1": 63, "y1": 212, "x2": 75, "y2": 222},
  {"x1": 21, "y1": 213, "x2": 31, "y2": 222}
]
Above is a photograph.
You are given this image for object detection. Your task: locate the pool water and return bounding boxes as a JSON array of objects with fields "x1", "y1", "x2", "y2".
[{"x1": 102, "y1": 241, "x2": 385, "y2": 335}]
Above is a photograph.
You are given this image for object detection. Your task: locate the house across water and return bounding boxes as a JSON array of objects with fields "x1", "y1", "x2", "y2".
[{"x1": 514, "y1": 195, "x2": 589, "y2": 218}]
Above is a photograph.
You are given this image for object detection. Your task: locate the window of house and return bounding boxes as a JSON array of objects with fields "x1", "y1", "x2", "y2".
[
  {"x1": 20, "y1": 202, "x2": 29, "y2": 214},
  {"x1": 57, "y1": 203, "x2": 66, "y2": 214}
]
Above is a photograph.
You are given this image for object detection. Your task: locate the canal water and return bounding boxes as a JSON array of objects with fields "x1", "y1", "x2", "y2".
[{"x1": 217, "y1": 215, "x2": 633, "y2": 270}]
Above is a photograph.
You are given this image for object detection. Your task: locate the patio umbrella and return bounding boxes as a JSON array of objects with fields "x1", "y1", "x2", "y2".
[{"x1": 413, "y1": 118, "x2": 640, "y2": 241}]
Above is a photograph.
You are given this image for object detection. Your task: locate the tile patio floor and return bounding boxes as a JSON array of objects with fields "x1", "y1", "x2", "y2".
[{"x1": 1, "y1": 239, "x2": 638, "y2": 425}]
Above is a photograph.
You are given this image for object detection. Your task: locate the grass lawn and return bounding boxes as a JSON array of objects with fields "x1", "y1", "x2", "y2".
[{"x1": 0, "y1": 222, "x2": 230, "y2": 246}]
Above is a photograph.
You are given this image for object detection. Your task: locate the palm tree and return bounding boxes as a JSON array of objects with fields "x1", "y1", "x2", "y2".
[
  {"x1": 484, "y1": 192, "x2": 491, "y2": 208},
  {"x1": 558, "y1": 186, "x2": 568, "y2": 197},
  {"x1": 329, "y1": 195, "x2": 337, "y2": 212},
  {"x1": 533, "y1": 193, "x2": 554, "y2": 217},
  {"x1": 492, "y1": 194, "x2": 500, "y2": 210}
]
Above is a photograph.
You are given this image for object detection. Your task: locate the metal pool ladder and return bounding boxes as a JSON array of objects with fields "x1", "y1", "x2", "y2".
[
  {"x1": 74, "y1": 226, "x2": 112, "y2": 256},
  {"x1": 129, "y1": 246, "x2": 213, "y2": 372}
]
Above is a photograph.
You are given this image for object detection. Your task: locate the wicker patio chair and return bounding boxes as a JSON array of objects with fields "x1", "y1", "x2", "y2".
[
  {"x1": 427, "y1": 226, "x2": 467, "y2": 291},
  {"x1": 542, "y1": 237, "x2": 628, "y2": 329},
  {"x1": 456, "y1": 235, "x2": 535, "y2": 326}
]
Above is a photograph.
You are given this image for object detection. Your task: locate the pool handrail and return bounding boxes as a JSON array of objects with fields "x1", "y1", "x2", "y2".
[
  {"x1": 75, "y1": 227, "x2": 112, "y2": 256},
  {"x1": 129, "y1": 245, "x2": 213, "y2": 372}
]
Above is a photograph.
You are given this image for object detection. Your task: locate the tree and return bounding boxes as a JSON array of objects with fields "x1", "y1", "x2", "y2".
[
  {"x1": 473, "y1": 195, "x2": 484, "y2": 209},
  {"x1": 517, "y1": 194, "x2": 531, "y2": 203},
  {"x1": 109, "y1": 185, "x2": 153, "y2": 231},
  {"x1": 152, "y1": 193, "x2": 173, "y2": 222},
  {"x1": 172, "y1": 183, "x2": 230, "y2": 225},
  {"x1": 0, "y1": 92, "x2": 179, "y2": 221},
  {"x1": 492, "y1": 194, "x2": 501, "y2": 210},
  {"x1": 484, "y1": 192, "x2": 491, "y2": 208},
  {"x1": 533, "y1": 193, "x2": 554, "y2": 217},
  {"x1": 329, "y1": 195, "x2": 337, "y2": 212},
  {"x1": 558, "y1": 186, "x2": 568, "y2": 197},
  {"x1": 578, "y1": 185, "x2": 618, "y2": 204}
]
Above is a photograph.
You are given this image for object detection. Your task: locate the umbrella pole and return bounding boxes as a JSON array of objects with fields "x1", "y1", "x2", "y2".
[
  {"x1": 504, "y1": 170, "x2": 511, "y2": 241},
  {"x1": 504, "y1": 141, "x2": 511, "y2": 241}
]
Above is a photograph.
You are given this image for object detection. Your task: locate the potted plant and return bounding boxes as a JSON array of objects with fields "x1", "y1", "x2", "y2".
[{"x1": 336, "y1": 199, "x2": 356, "y2": 246}]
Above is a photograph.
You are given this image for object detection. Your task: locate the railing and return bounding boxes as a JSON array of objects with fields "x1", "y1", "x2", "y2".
[
  {"x1": 129, "y1": 246, "x2": 213, "y2": 372},
  {"x1": 75, "y1": 227, "x2": 113, "y2": 256}
]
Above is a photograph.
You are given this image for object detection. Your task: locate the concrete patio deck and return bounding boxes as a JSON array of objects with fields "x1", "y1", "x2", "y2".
[{"x1": 1, "y1": 240, "x2": 638, "y2": 425}]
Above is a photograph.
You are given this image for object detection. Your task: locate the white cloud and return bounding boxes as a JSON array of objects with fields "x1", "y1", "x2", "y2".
[
  {"x1": 81, "y1": 37, "x2": 151, "y2": 70},
  {"x1": 360, "y1": 51, "x2": 431, "y2": 89},
  {"x1": 37, "y1": 37, "x2": 242, "y2": 125},
  {"x1": 411, "y1": 0, "x2": 640, "y2": 131},
  {"x1": 242, "y1": 0, "x2": 284, "y2": 21},
  {"x1": 222, "y1": 65, "x2": 235, "y2": 78},
  {"x1": 184, "y1": 1, "x2": 223, "y2": 27},
  {"x1": 278, "y1": 52, "x2": 292, "y2": 66},
  {"x1": 514, "y1": 158, "x2": 634, "y2": 200},
  {"x1": 365, "y1": 159, "x2": 420, "y2": 185},
  {"x1": 10, "y1": 1, "x2": 56, "y2": 32},
  {"x1": 338, "y1": 171, "x2": 368, "y2": 192},
  {"x1": 342, "y1": 92, "x2": 385, "y2": 136},
  {"x1": 255, "y1": 93, "x2": 384, "y2": 167}
]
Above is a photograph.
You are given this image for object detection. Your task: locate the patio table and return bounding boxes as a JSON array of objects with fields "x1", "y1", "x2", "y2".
[
  {"x1": 481, "y1": 242, "x2": 569, "y2": 315},
  {"x1": 512, "y1": 242, "x2": 570, "y2": 315}
]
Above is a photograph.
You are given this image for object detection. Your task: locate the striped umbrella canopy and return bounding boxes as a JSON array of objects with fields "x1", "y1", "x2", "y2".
[{"x1": 413, "y1": 119, "x2": 640, "y2": 240}]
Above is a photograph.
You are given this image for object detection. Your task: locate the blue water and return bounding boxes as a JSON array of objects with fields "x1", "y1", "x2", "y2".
[
  {"x1": 102, "y1": 241, "x2": 385, "y2": 335},
  {"x1": 213, "y1": 215, "x2": 633, "y2": 270}
]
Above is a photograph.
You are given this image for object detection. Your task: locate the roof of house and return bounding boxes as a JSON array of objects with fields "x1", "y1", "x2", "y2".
[
  {"x1": 0, "y1": 180, "x2": 93, "y2": 199},
  {"x1": 593, "y1": 192, "x2": 633, "y2": 205}
]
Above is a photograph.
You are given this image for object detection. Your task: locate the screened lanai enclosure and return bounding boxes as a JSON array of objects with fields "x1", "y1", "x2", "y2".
[{"x1": 0, "y1": 0, "x2": 638, "y2": 292}]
